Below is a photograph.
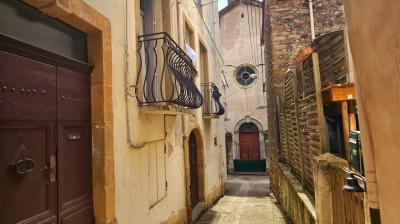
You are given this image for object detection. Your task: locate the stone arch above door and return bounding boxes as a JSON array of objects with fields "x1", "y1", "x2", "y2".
[
  {"x1": 234, "y1": 116, "x2": 264, "y2": 133},
  {"x1": 233, "y1": 116, "x2": 266, "y2": 160}
]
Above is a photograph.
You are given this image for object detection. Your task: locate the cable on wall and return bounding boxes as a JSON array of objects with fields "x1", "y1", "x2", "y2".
[
  {"x1": 191, "y1": 0, "x2": 225, "y2": 64},
  {"x1": 247, "y1": 4, "x2": 256, "y2": 65}
]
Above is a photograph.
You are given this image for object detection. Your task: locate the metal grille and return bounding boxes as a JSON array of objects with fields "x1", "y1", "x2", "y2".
[
  {"x1": 202, "y1": 82, "x2": 225, "y2": 117},
  {"x1": 136, "y1": 32, "x2": 203, "y2": 109}
]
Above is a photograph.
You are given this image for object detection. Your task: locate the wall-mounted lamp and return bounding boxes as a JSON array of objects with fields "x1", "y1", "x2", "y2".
[
  {"x1": 250, "y1": 73, "x2": 258, "y2": 79},
  {"x1": 329, "y1": 163, "x2": 367, "y2": 193},
  {"x1": 343, "y1": 172, "x2": 366, "y2": 193}
]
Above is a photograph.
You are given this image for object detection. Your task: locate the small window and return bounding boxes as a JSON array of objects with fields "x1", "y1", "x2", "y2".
[
  {"x1": 140, "y1": 0, "x2": 145, "y2": 13},
  {"x1": 199, "y1": 42, "x2": 209, "y2": 83},
  {"x1": 184, "y1": 23, "x2": 195, "y2": 49},
  {"x1": 235, "y1": 65, "x2": 257, "y2": 86}
]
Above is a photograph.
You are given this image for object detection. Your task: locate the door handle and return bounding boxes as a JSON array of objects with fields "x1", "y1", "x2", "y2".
[
  {"x1": 11, "y1": 157, "x2": 34, "y2": 176},
  {"x1": 44, "y1": 155, "x2": 56, "y2": 182}
]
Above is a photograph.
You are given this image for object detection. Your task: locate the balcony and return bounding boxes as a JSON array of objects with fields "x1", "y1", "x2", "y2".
[
  {"x1": 202, "y1": 82, "x2": 225, "y2": 119},
  {"x1": 136, "y1": 32, "x2": 203, "y2": 114}
]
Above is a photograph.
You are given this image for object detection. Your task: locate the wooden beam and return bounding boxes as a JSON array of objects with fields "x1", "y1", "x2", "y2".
[
  {"x1": 341, "y1": 101, "x2": 350, "y2": 161},
  {"x1": 312, "y1": 52, "x2": 328, "y2": 153},
  {"x1": 322, "y1": 84, "x2": 356, "y2": 105},
  {"x1": 349, "y1": 112, "x2": 357, "y2": 131}
]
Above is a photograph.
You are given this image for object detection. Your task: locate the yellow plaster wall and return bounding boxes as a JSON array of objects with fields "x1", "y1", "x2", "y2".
[
  {"x1": 83, "y1": 0, "x2": 225, "y2": 223},
  {"x1": 344, "y1": 1, "x2": 400, "y2": 223},
  {"x1": 180, "y1": 0, "x2": 227, "y2": 199}
]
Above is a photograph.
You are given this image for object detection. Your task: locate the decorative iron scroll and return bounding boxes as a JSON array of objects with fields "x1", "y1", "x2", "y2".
[
  {"x1": 202, "y1": 82, "x2": 225, "y2": 116},
  {"x1": 136, "y1": 32, "x2": 203, "y2": 109}
]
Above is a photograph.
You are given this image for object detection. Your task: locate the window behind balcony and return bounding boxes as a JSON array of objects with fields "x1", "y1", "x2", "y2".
[
  {"x1": 199, "y1": 42, "x2": 209, "y2": 83},
  {"x1": 200, "y1": 42, "x2": 212, "y2": 114},
  {"x1": 140, "y1": 0, "x2": 155, "y2": 35},
  {"x1": 184, "y1": 23, "x2": 195, "y2": 50},
  {"x1": 140, "y1": 0, "x2": 157, "y2": 102}
]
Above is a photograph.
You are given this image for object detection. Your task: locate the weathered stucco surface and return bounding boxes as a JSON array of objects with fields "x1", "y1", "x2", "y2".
[
  {"x1": 29, "y1": 0, "x2": 227, "y2": 223},
  {"x1": 220, "y1": 1, "x2": 268, "y2": 173}
]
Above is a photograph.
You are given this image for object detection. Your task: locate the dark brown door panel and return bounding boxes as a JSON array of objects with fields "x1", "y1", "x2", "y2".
[
  {"x1": 0, "y1": 50, "x2": 56, "y2": 121},
  {"x1": 57, "y1": 122, "x2": 92, "y2": 223},
  {"x1": 57, "y1": 67, "x2": 91, "y2": 121},
  {"x1": 0, "y1": 122, "x2": 57, "y2": 224},
  {"x1": 57, "y1": 65, "x2": 92, "y2": 223},
  {"x1": 1, "y1": 34, "x2": 93, "y2": 224},
  {"x1": 60, "y1": 205, "x2": 93, "y2": 224},
  {"x1": 189, "y1": 132, "x2": 200, "y2": 209}
]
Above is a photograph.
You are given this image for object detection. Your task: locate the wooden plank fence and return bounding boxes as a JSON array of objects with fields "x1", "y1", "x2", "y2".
[
  {"x1": 277, "y1": 29, "x2": 368, "y2": 224},
  {"x1": 278, "y1": 30, "x2": 349, "y2": 192}
]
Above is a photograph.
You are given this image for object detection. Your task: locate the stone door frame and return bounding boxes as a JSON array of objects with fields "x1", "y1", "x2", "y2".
[
  {"x1": 233, "y1": 117, "x2": 266, "y2": 161},
  {"x1": 23, "y1": 1, "x2": 116, "y2": 223}
]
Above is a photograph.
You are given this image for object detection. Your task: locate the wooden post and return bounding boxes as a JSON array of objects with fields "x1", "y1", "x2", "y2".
[
  {"x1": 349, "y1": 112, "x2": 357, "y2": 131},
  {"x1": 341, "y1": 101, "x2": 350, "y2": 161},
  {"x1": 312, "y1": 52, "x2": 327, "y2": 153}
]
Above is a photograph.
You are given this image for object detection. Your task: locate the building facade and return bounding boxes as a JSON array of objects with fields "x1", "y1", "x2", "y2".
[
  {"x1": 261, "y1": 0, "x2": 369, "y2": 223},
  {"x1": 219, "y1": 0, "x2": 268, "y2": 174},
  {"x1": 0, "y1": 0, "x2": 226, "y2": 223}
]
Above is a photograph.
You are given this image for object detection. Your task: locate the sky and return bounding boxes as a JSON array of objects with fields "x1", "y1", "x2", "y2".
[{"x1": 218, "y1": 0, "x2": 228, "y2": 11}]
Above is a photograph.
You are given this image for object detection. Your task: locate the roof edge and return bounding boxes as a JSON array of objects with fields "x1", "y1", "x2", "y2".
[{"x1": 219, "y1": 0, "x2": 263, "y2": 17}]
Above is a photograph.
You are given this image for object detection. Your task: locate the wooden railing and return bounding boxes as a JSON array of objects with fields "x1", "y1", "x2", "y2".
[{"x1": 330, "y1": 167, "x2": 365, "y2": 224}]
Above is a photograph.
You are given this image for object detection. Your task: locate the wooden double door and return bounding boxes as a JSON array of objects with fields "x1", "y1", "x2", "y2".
[
  {"x1": 239, "y1": 132, "x2": 260, "y2": 161},
  {"x1": 189, "y1": 132, "x2": 200, "y2": 209},
  {"x1": 0, "y1": 48, "x2": 93, "y2": 223}
]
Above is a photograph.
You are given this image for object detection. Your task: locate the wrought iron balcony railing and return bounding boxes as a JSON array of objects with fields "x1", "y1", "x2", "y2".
[
  {"x1": 202, "y1": 82, "x2": 225, "y2": 117},
  {"x1": 136, "y1": 32, "x2": 203, "y2": 109}
]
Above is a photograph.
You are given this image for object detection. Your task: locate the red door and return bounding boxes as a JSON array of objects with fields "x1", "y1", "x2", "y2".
[
  {"x1": 239, "y1": 132, "x2": 260, "y2": 161},
  {"x1": 0, "y1": 48, "x2": 93, "y2": 223},
  {"x1": 189, "y1": 132, "x2": 200, "y2": 209}
]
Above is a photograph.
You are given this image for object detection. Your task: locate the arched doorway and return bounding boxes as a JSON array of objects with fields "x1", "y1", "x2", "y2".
[
  {"x1": 239, "y1": 123, "x2": 260, "y2": 160},
  {"x1": 234, "y1": 121, "x2": 266, "y2": 173},
  {"x1": 189, "y1": 131, "x2": 200, "y2": 209},
  {"x1": 185, "y1": 128, "x2": 206, "y2": 220}
]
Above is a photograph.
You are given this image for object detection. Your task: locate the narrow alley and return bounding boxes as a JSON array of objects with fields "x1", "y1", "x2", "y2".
[
  {"x1": 196, "y1": 176, "x2": 288, "y2": 224},
  {"x1": 2, "y1": 0, "x2": 400, "y2": 224}
]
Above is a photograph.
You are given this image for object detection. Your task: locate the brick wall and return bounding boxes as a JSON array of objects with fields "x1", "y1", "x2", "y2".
[{"x1": 268, "y1": 0, "x2": 345, "y2": 95}]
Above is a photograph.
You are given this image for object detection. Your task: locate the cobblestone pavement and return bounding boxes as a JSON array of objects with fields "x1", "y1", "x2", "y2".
[{"x1": 196, "y1": 175, "x2": 289, "y2": 224}]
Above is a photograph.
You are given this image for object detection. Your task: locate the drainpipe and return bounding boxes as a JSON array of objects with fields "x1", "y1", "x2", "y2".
[
  {"x1": 124, "y1": 0, "x2": 165, "y2": 148},
  {"x1": 308, "y1": 0, "x2": 316, "y2": 40},
  {"x1": 124, "y1": 0, "x2": 146, "y2": 148}
]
